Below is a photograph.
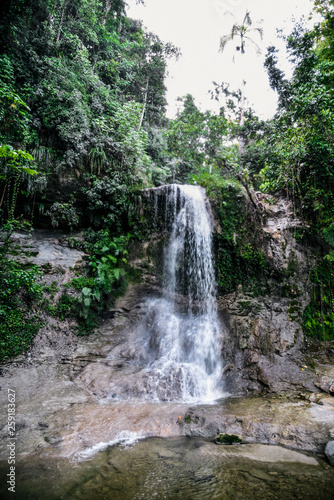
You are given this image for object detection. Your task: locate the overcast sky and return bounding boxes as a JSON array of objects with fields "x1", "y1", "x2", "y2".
[{"x1": 126, "y1": 0, "x2": 316, "y2": 119}]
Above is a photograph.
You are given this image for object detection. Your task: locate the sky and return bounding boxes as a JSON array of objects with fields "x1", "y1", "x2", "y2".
[{"x1": 126, "y1": 0, "x2": 317, "y2": 120}]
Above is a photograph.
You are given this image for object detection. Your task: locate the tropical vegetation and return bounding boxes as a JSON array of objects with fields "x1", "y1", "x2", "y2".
[{"x1": 1, "y1": 0, "x2": 334, "y2": 360}]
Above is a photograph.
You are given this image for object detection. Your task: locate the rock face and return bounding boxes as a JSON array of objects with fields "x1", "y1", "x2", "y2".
[
  {"x1": 2, "y1": 229, "x2": 85, "y2": 362},
  {"x1": 315, "y1": 376, "x2": 334, "y2": 395},
  {"x1": 325, "y1": 441, "x2": 334, "y2": 466},
  {"x1": 216, "y1": 196, "x2": 317, "y2": 394}
]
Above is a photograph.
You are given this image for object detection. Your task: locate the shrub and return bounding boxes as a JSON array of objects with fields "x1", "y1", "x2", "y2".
[{"x1": 47, "y1": 197, "x2": 80, "y2": 231}]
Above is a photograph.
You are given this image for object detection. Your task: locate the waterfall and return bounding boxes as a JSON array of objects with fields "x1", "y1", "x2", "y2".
[{"x1": 141, "y1": 184, "x2": 223, "y2": 403}]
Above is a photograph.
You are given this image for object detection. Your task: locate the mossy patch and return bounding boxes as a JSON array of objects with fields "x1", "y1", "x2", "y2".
[{"x1": 215, "y1": 433, "x2": 243, "y2": 445}]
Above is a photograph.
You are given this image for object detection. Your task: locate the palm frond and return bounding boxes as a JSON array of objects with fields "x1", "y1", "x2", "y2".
[
  {"x1": 244, "y1": 10, "x2": 252, "y2": 26},
  {"x1": 253, "y1": 26, "x2": 264, "y2": 41},
  {"x1": 244, "y1": 36, "x2": 262, "y2": 55},
  {"x1": 219, "y1": 34, "x2": 232, "y2": 52},
  {"x1": 231, "y1": 24, "x2": 241, "y2": 38},
  {"x1": 224, "y1": 10, "x2": 236, "y2": 21}
]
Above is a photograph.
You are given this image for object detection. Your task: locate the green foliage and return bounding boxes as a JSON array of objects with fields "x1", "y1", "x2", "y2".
[
  {"x1": 44, "y1": 280, "x2": 59, "y2": 297},
  {"x1": 82, "y1": 229, "x2": 129, "y2": 297},
  {"x1": 165, "y1": 95, "x2": 230, "y2": 181},
  {"x1": 0, "y1": 54, "x2": 39, "y2": 221},
  {"x1": 303, "y1": 298, "x2": 334, "y2": 341},
  {"x1": 0, "y1": 258, "x2": 43, "y2": 361},
  {"x1": 259, "y1": 18, "x2": 334, "y2": 243},
  {"x1": 0, "y1": 0, "x2": 177, "y2": 226},
  {"x1": 67, "y1": 276, "x2": 95, "y2": 290},
  {"x1": 238, "y1": 7, "x2": 334, "y2": 341},
  {"x1": 193, "y1": 173, "x2": 271, "y2": 295},
  {"x1": 0, "y1": 146, "x2": 37, "y2": 177},
  {"x1": 215, "y1": 433, "x2": 242, "y2": 445},
  {"x1": 2, "y1": 0, "x2": 334, "y2": 352},
  {"x1": 47, "y1": 197, "x2": 80, "y2": 231},
  {"x1": 323, "y1": 223, "x2": 334, "y2": 246},
  {"x1": 53, "y1": 293, "x2": 77, "y2": 321},
  {"x1": 41, "y1": 229, "x2": 131, "y2": 335},
  {"x1": 0, "y1": 54, "x2": 32, "y2": 145},
  {"x1": 303, "y1": 258, "x2": 334, "y2": 340},
  {"x1": 57, "y1": 229, "x2": 131, "y2": 334},
  {"x1": 0, "y1": 309, "x2": 41, "y2": 361},
  {"x1": 83, "y1": 174, "x2": 130, "y2": 229},
  {"x1": 0, "y1": 220, "x2": 44, "y2": 360}
]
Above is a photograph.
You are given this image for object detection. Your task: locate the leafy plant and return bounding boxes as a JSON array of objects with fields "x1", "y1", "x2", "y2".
[
  {"x1": 303, "y1": 258, "x2": 334, "y2": 341},
  {"x1": 55, "y1": 229, "x2": 132, "y2": 334},
  {"x1": 0, "y1": 257, "x2": 43, "y2": 361},
  {"x1": 46, "y1": 196, "x2": 80, "y2": 231}
]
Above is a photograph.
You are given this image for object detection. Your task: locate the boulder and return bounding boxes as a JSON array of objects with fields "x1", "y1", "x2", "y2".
[
  {"x1": 325, "y1": 441, "x2": 334, "y2": 466},
  {"x1": 314, "y1": 376, "x2": 334, "y2": 395}
]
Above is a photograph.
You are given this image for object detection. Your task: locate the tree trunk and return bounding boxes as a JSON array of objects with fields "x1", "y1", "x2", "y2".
[
  {"x1": 0, "y1": 183, "x2": 7, "y2": 208},
  {"x1": 138, "y1": 78, "x2": 149, "y2": 130},
  {"x1": 238, "y1": 79, "x2": 246, "y2": 157},
  {"x1": 102, "y1": 0, "x2": 112, "y2": 26},
  {"x1": 321, "y1": 282, "x2": 325, "y2": 341},
  {"x1": 56, "y1": 0, "x2": 69, "y2": 45}
]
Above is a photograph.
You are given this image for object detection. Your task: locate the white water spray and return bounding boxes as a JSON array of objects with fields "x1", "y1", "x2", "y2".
[{"x1": 143, "y1": 184, "x2": 223, "y2": 402}]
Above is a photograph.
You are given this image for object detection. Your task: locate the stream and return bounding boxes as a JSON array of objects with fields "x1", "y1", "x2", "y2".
[{"x1": 1, "y1": 437, "x2": 334, "y2": 500}]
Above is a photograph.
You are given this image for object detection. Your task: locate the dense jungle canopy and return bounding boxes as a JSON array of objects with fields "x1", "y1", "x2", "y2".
[{"x1": 1, "y1": 0, "x2": 334, "y2": 360}]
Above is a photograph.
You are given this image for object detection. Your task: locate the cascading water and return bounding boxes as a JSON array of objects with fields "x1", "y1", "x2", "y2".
[
  {"x1": 140, "y1": 184, "x2": 223, "y2": 403},
  {"x1": 105, "y1": 184, "x2": 224, "y2": 403}
]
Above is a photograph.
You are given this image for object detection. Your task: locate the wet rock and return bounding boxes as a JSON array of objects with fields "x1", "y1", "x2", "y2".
[
  {"x1": 75, "y1": 364, "x2": 114, "y2": 398},
  {"x1": 44, "y1": 432, "x2": 63, "y2": 445},
  {"x1": 158, "y1": 449, "x2": 177, "y2": 459},
  {"x1": 298, "y1": 392, "x2": 323, "y2": 404},
  {"x1": 222, "y1": 363, "x2": 234, "y2": 375},
  {"x1": 314, "y1": 376, "x2": 334, "y2": 395},
  {"x1": 246, "y1": 381, "x2": 260, "y2": 392},
  {"x1": 245, "y1": 349, "x2": 259, "y2": 365},
  {"x1": 216, "y1": 195, "x2": 318, "y2": 394},
  {"x1": 193, "y1": 473, "x2": 216, "y2": 483},
  {"x1": 38, "y1": 422, "x2": 49, "y2": 429},
  {"x1": 1, "y1": 211, "x2": 334, "y2": 464},
  {"x1": 325, "y1": 441, "x2": 334, "y2": 466},
  {"x1": 198, "y1": 443, "x2": 319, "y2": 465},
  {"x1": 248, "y1": 469, "x2": 276, "y2": 481}
]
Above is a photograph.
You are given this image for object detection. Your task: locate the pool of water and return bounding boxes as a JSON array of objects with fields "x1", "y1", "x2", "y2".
[{"x1": 1, "y1": 437, "x2": 333, "y2": 499}]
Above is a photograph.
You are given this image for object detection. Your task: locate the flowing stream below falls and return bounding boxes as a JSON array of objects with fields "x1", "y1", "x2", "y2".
[{"x1": 1, "y1": 437, "x2": 334, "y2": 500}]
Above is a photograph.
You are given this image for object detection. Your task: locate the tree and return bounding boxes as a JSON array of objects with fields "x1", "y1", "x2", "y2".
[
  {"x1": 0, "y1": 55, "x2": 38, "y2": 221},
  {"x1": 0, "y1": 0, "x2": 177, "y2": 221},
  {"x1": 219, "y1": 10, "x2": 263, "y2": 155},
  {"x1": 166, "y1": 94, "x2": 229, "y2": 180}
]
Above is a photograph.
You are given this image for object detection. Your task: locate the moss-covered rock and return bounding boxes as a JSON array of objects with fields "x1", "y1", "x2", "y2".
[{"x1": 215, "y1": 433, "x2": 243, "y2": 445}]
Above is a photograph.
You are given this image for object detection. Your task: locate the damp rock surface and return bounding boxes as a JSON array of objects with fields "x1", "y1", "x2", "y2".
[{"x1": 325, "y1": 440, "x2": 334, "y2": 466}]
